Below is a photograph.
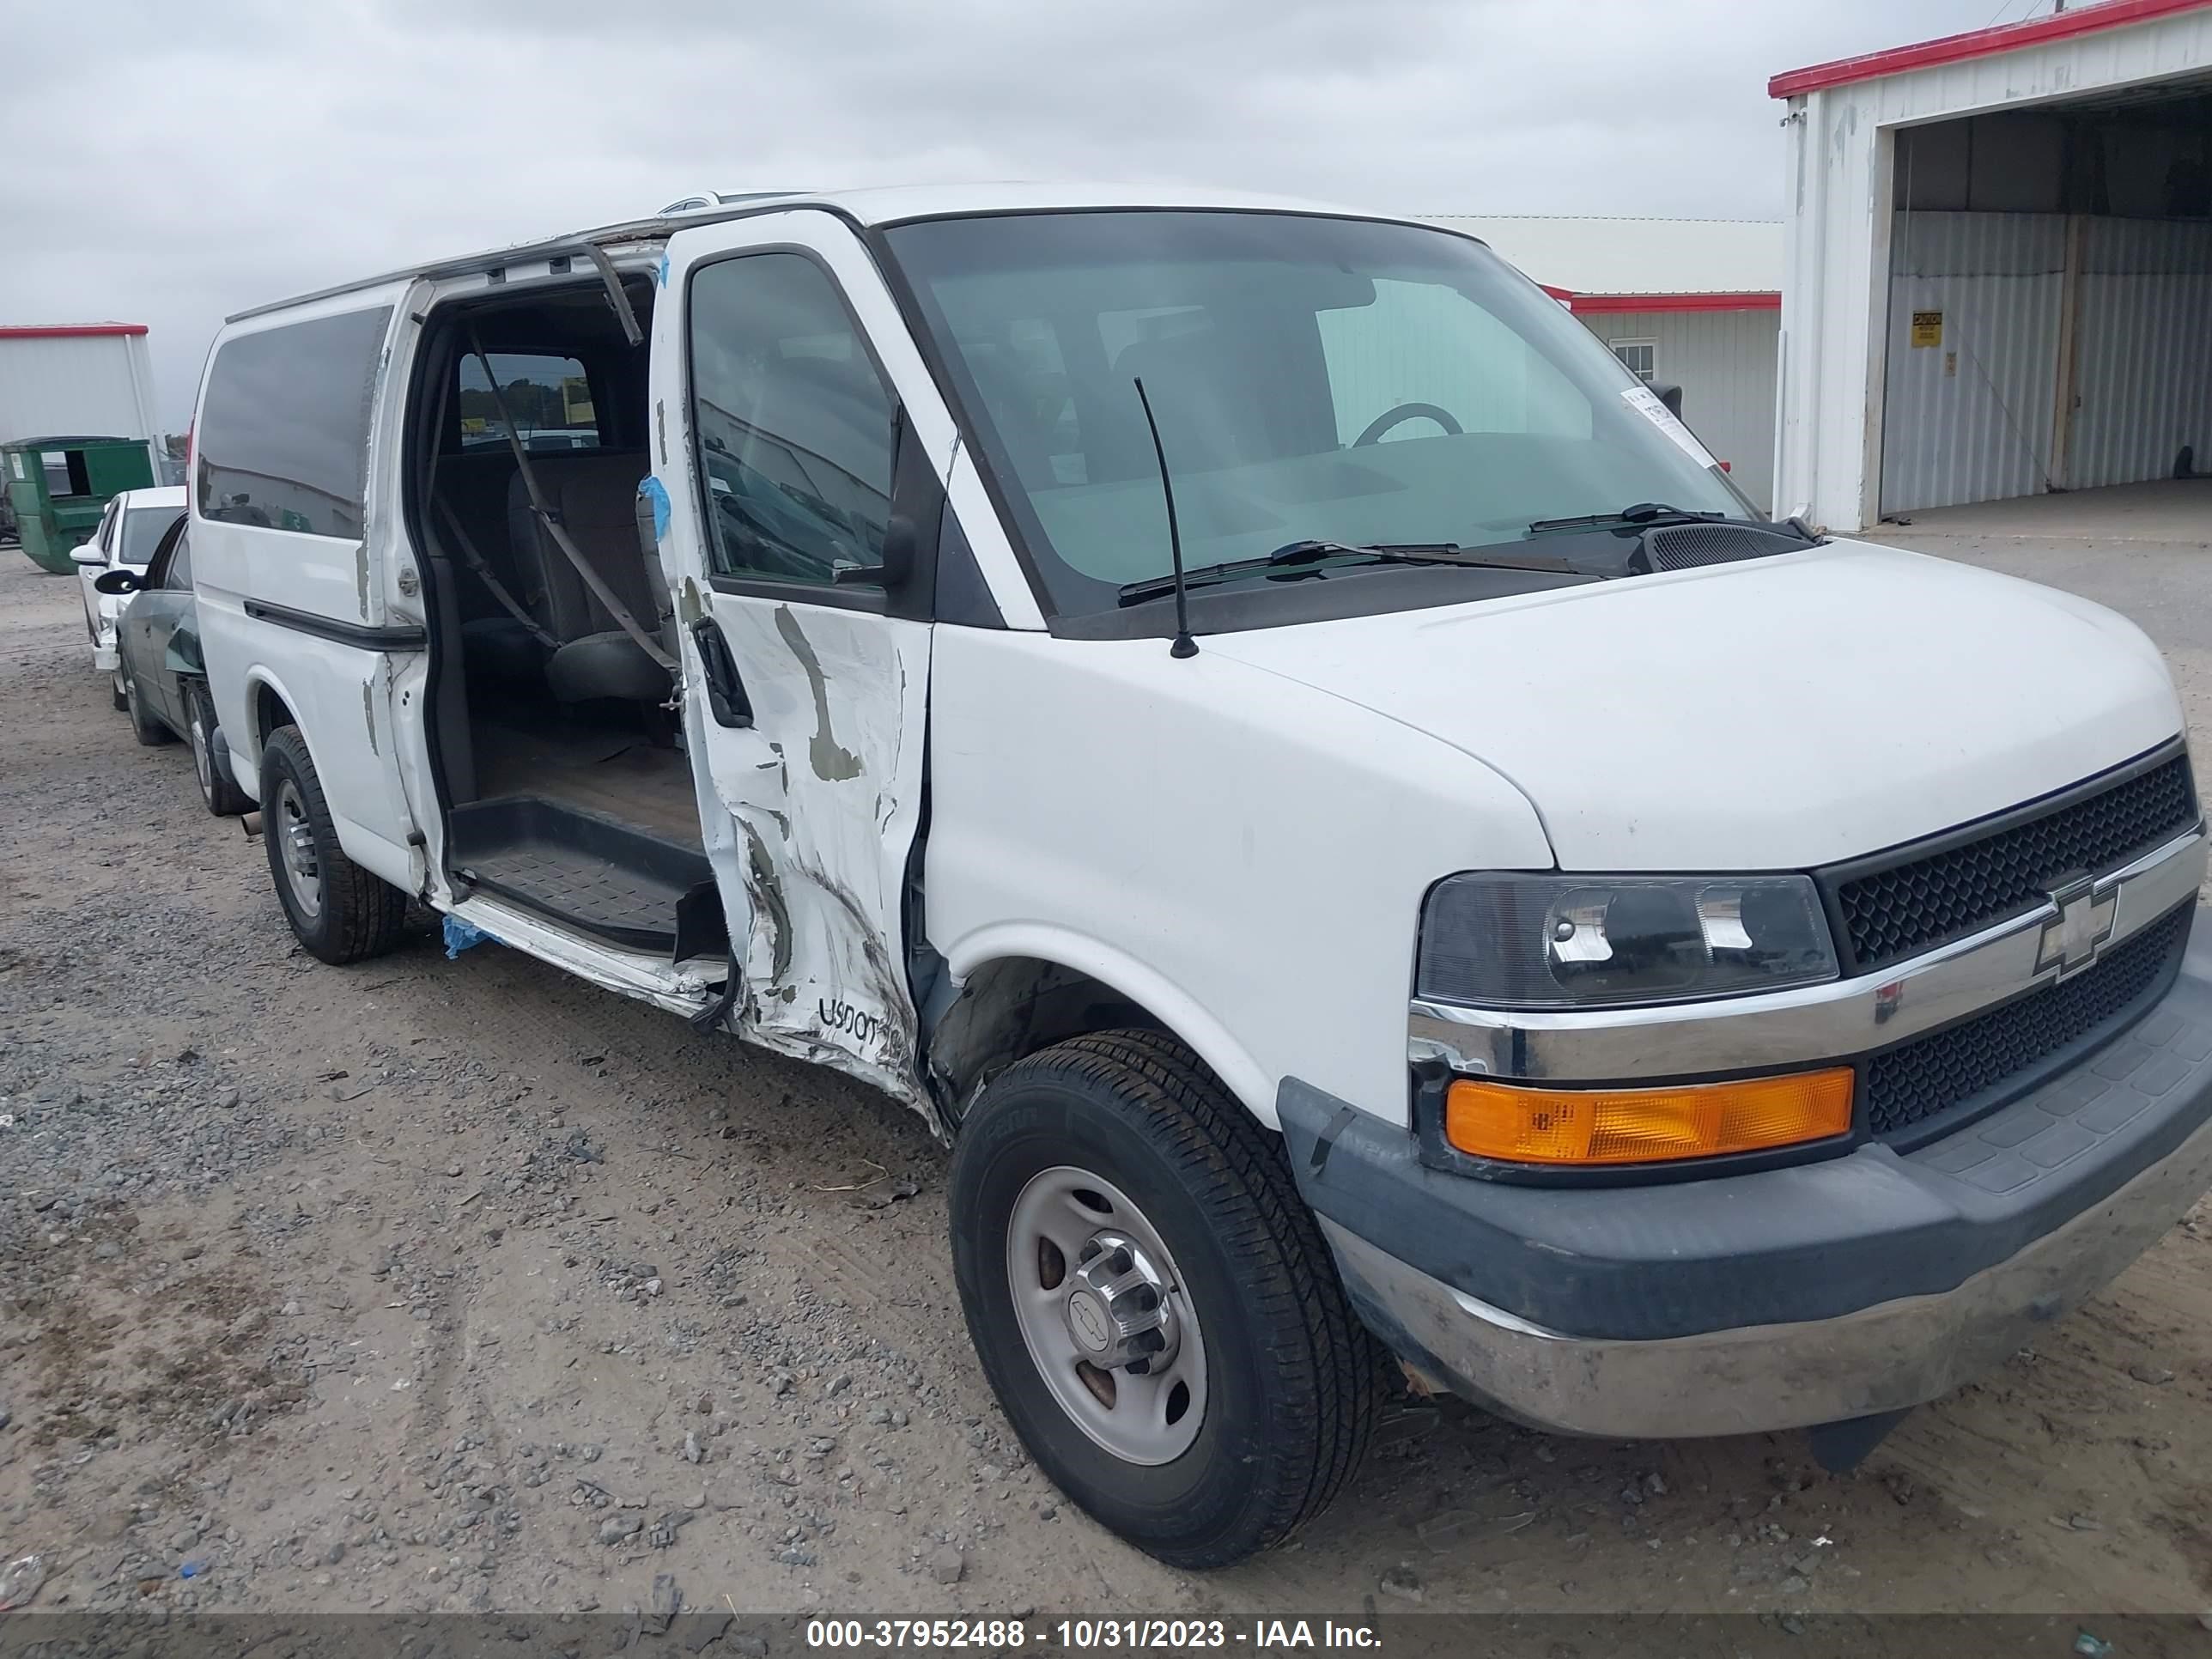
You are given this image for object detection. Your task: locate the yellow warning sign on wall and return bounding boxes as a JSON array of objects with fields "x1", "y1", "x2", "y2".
[{"x1": 1911, "y1": 310, "x2": 1944, "y2": 348}]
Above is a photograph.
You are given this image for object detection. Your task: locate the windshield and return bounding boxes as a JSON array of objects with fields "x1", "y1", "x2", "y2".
[
  {"x1": 120, "y1": 505, "x2": 185, "y2": 567},
  {"x1": 885, "y1": 210, "x2": 1751, "y2": 617}
]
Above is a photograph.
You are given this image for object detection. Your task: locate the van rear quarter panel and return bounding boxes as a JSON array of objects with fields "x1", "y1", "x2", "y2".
[
  {"x1": 192, "y1": 287, "x2": 418, "y2": 888},
  {"x1": 922, "y1": 628, "x2": 1556, "y2": 1127}
]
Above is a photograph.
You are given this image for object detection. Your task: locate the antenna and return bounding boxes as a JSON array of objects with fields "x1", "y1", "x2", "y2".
[{"x1": 1132, "y1": 376, "x2": 1199, "y2": 659}]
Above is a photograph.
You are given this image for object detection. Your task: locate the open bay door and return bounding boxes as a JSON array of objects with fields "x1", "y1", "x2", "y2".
[{"x1": 648, "y1": 210, "x2": 951, "y2": 1117}]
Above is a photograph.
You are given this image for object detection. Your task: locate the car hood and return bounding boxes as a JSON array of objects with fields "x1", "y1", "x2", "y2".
[{"x1": 1206, "y1": 540, "x2": 2184, "y2": 871}]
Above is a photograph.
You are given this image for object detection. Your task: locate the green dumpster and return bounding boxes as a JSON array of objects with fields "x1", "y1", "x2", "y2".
[{"x1": 3, "y1": 435, "x2": 157, "y2": 574}]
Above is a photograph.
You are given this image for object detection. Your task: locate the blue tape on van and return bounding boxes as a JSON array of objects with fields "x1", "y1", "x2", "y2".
[
  {"x1": 443, "y1": 916, "x2": 489, "y2": 959},
  {"x1": 656, "y1": 253, "x2": 671, "y2": 288},
  {"x1": 640, "y1": 476, "x2": 672, "y2": 542}
]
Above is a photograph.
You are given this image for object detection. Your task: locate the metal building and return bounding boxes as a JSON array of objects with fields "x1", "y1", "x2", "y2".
[
  {"x1": 1773, "y1": 0, "x2": 2212, "y2": 532},
  {"x1": 1428, "y1": 216, "x2": 1783, "y2": 507},
  {"x1": 0, "y1": 323, "x2": 163, "y2": 475}
]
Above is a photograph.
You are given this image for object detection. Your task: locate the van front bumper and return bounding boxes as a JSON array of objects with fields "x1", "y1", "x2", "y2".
[{"x1": 1279, "y1": 915, "x2": 2212, "y2": 1439}]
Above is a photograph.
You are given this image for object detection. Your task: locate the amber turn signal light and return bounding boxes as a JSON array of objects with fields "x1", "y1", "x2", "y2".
[{"x1": 1443, "y1": 1069, "x2": 1854, "y2": 1166}]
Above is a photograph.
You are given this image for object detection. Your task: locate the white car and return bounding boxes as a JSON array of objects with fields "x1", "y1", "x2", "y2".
[
  {"x1": 68, "y1": 484, "x2": 185, "y2": 707},
  {"x1": 184, "y1": 186, "x2": 2212, "y2": 1567}
]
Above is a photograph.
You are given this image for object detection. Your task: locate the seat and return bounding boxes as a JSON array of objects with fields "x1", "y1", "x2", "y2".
[{"x1": 503, "y1": 453, "x2": 672, "y2": 704}]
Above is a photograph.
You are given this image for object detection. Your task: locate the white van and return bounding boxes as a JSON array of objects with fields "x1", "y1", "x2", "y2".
[{"x1": 190, "y1": 186, "x2": 2212, "y2": 1567}]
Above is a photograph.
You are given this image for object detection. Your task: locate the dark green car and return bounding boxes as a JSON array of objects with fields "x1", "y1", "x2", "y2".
[{"x1": 94, "y1": 520, "x2": 252, "y2": 817}]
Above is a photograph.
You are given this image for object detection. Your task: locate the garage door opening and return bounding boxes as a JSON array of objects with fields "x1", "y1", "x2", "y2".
[{"x1": 1879, "y1": 78, "x2": 2212, "y2": 520}]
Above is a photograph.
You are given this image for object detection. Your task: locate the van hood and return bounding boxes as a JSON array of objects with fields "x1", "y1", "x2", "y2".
[{"x1": 1206, "y1": 540, "x2": 2184, "y2": 871}]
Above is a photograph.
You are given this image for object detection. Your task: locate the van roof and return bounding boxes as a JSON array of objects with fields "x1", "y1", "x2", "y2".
[{"x1": 224, "y1": 184, "x2": 1428, "y2": 325}]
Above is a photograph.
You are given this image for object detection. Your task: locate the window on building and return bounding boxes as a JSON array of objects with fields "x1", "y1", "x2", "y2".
[{"x1": 1611, "y1": 340, "x2": 1657, "y2": 382}]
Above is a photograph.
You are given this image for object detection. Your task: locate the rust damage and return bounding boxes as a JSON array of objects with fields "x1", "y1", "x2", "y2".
[{"x1": 773, "y1": 605, "x2": 861, "y2": 782}]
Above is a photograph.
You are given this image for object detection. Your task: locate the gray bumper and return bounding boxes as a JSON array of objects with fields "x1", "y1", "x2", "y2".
[{"x1": 1284, "y1": 918, "x2": 2212, "y2": 1438}]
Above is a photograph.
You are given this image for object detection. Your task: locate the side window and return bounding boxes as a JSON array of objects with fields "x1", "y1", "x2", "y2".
[
  {"x1": 94, "y1": 498, "x2": 120, "y2": 552},
  {"x1": 1316, "y1": 278, "x2": 1591, "y2": 445},
  {"x1": 164, "y1": 533, "x2": 194, "y2": 591},
  {"x1": 458, "y1": 353, "x2": 601, "y2": 452},
  {"x1": 688, "y1": 252, "x2": 896, "y2": 586},
  {"x1": 197, "y1": 307, "x2": 392, "y2": 538}
]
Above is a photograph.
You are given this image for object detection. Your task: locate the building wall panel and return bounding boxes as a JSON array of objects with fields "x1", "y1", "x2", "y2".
[
  {"x1": 2068, "y1": 216, "x2": 2212, "y2": 489},
  {"x1": 0, "y1": 333, "x2": 161, "y2": 451},
  {"x1": 1880, "y1": 210, "x2": 2065, "y2": 514}
]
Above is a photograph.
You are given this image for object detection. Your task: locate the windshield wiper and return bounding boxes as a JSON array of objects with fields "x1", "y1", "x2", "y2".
[
  {"x1": 1116, "y1": 539, "x2": 1577, "y2": 605},
  {"x1": 1527, "y1": 501, "x2": 1729, "y2": 535}
]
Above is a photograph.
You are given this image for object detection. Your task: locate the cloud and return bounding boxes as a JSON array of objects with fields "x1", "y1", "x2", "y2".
[{"x1": 0, "y1": 0, "x2": 2003, "y2": 426}]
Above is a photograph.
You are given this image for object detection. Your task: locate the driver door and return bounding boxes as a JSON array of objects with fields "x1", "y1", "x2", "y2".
[{"x1": 649, "y1": 211, "x2": 956, "y2": 1115}]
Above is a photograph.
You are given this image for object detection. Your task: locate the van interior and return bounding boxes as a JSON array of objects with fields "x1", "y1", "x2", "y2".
[{"x1": 406, "y1": 276, "x2": 720, "y2": 958}]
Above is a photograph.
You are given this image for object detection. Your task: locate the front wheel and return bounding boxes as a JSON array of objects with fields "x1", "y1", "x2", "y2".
[
  {"x1": 948, "y1": 1030, "x2": 1381, "y2": 1568},
  {"x1": 258, "y1": 724, "x2": 409, "y2": 963}
]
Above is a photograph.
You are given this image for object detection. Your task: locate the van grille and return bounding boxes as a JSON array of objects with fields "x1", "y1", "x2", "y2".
[
  {"x1": 1863, "y1": 904, "x2": 2191, "y2": 1144},
  {"x1": 1827, "y1": 752, "x2": 2197, "y2": 974}
]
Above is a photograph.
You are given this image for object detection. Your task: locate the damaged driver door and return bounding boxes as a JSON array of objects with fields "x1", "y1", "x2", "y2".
[{"x1": 650, "y1": 213, "x2": 943, "y2": 1115}]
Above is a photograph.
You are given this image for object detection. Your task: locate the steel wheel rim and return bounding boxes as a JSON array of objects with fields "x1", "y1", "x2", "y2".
[
  {"x1": 1006, "y1": 1165, "x2": 1207, "y2": 1466},
  {"x1": 189, "y1": 710, "x2": 213, "y2": 799},
  {"x1": 275, "y1": 779, "x2": 323, "y2": 920}
]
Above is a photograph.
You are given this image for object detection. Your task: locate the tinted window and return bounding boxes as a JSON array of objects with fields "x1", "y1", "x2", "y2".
[
  {"x1": 162, "y1": 532, "x2": 194, "y2": 590},
  {"x1": 121, "y1": 505, "x2": 184, "y2": 567},
  {"x1": 459, "y1": 353, "x2": 600, "y2": 451},
  {"x1": 688, "y1": 253, "x2": 896, "y2": 586},
  {"x1": 198, "y1": 307, "x2": 392, "y2": 538}
]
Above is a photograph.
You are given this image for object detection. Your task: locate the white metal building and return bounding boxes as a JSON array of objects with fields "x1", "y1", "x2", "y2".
[
  {"x1": 0, "y1": 323, "x2": 162, "y2": 470},
  {"x1": 1773, "y1": 0, "x2": 2212, "y2": 531},
  {"x1": 1429, "y1": 216, "x2": 1783, "y2": 507}
]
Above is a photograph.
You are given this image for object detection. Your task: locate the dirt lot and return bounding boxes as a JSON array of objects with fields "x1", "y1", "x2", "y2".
[{"x1": 3, "y1": 543, "x2": 2210, "y2": 1624}]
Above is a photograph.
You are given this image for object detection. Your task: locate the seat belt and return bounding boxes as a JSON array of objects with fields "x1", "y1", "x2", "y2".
[
  {"x1": 468, "y1": 333, "x2": 678, "y2": 673},
  {"x1": 422, "y1": 354, "x2": 556, "y2": 651}
]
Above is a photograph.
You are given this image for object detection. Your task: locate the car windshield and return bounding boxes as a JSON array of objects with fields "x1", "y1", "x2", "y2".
[
  {"x1": 885, "y1": 210, "x2": 1751, "y2": 617},
  {"x1": 121, "y1": 505, "x2": 185, "y2": 567}
]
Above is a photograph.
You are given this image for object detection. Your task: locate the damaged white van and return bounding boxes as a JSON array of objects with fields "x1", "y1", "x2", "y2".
[{"x1": 190, "y1": 187, "x2": 2212, "y2": 1568}]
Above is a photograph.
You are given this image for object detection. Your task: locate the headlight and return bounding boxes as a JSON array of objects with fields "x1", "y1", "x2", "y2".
[{"x1": 1418, "y1": 872, "x2": 1838, "y2": 1009}]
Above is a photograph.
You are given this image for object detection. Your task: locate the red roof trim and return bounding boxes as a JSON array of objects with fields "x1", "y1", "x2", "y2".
[
  {"x1": 1568, "y1": 292, "x2": 1781, "y2": 313},
  {"x1": 1771, "y1": 0, "x2": 2212, "y2": 99},
  {"x1": 0, "y1": 323, "x2": 149, "y2": 339}
]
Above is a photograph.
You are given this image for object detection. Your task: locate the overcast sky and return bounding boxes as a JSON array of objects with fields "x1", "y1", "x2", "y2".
[{"x1": 1, "y1": 0, "x2": 2031, "y2": 427}]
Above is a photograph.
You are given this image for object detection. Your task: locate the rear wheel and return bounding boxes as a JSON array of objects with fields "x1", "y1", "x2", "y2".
[
  {"x1": 123, "y1": 669, "x2": 169, "y2": 745},
  {"x1": 948, "y1": 1030, "x2": 1381, "y2": 1568},
  {"x1": 185, "y1": 684, "x2": 252, "y2": 817},
  {"x1": 258, "y1": 724, "x2": 409, "y2": 963}
]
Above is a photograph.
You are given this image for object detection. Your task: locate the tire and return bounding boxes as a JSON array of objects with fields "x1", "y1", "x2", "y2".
[
  {"x1": 258, "y1": 724, "x2": 409, "y2": 964},
  {"x1": 111, "y1": 669, "x2": 129, "y2": 713},
  {"x1": 948, "y1": 1030, "x2": 1381, "y2": 1568},
  {"x1": 123, "y1": 668, "x2": 171, "y2": 745},
  {"x1": 185, "y1": 683, "x2": 252, "y2": 817}
]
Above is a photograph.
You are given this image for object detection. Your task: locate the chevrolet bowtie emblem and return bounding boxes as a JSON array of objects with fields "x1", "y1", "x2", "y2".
[{"x1": 2035, "y1": 875, "x2": 2118, "y2": 979}]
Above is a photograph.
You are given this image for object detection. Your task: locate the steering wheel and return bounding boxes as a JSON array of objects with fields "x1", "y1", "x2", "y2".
[{"x1": 1354, "y1": 403, "x2": 1464, "y2": 447}]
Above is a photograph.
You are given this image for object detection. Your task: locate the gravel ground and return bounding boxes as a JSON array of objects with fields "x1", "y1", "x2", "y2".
[{"x1": 3, "y1": 547, "x2": 2210, "y2": 1623}]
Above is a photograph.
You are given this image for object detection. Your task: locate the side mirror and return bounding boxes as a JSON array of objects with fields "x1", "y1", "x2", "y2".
[
  {"x1": 69, "y1": 544, "x2": 107, "y2": 568},
  {"x1": 1652, "y1": 382, "x2": 1686, "y2": 421},
  {"x1": 93, "y1": 568, "x2": 143, "y2": 596},
  {"x1": 830, "y1": 515, "x2": 917, "y2": 589}
]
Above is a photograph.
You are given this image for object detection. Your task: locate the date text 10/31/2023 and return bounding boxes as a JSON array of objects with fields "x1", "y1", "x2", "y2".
[{"x1": 804, "y1": 1619, "x2": 1385, "y2": 1650}]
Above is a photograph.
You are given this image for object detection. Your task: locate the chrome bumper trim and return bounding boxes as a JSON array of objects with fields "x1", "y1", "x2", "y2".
[
  {"x1": 1408, "y1": 826, "x2": 2205, "y2": 1082},
  {"x1": 1317, "y1": 1105, "x2": 2212, "y2": 1437}
]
